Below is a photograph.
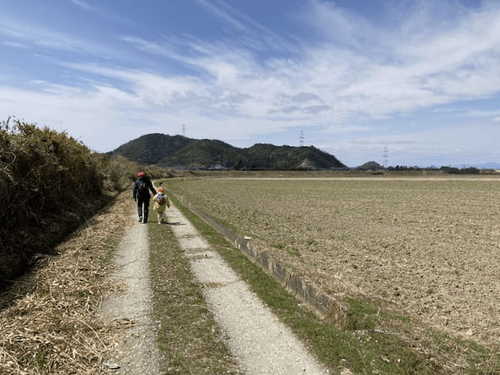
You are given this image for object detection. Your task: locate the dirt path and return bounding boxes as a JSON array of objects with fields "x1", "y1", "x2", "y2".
[
  {"x1": 101, "y1": 213, "x2": 160, "y2": 375},
  {"x1": 167, "y1": 204, "x2": 329, "y2": 375}
]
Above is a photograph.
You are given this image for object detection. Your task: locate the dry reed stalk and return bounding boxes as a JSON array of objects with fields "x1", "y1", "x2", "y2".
[{"x1": 0, "y1": 192, "x2": 133, "y2": 375}]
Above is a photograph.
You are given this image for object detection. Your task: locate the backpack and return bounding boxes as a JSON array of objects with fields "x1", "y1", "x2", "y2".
[
  {"x1": 137, "y1": 179, "x2": 149, "y2": 196},
  {"x1": 156, "y1": 193, "x2": 166, "y2": 205}
]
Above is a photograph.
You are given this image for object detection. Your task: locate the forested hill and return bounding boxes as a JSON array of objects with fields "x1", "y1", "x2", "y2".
[{"x1": 110, "y1": 133, "x2": 347, "y2": 170}]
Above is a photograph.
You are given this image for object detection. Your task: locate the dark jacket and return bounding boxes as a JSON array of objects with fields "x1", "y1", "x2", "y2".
[{"x1": 133, "y1": 176, "x2": 157, "y2": 200}]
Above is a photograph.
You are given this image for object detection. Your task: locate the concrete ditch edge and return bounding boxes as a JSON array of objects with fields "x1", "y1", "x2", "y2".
[{"x1": 176, "y1": 194, "x2": 348, "y2": 328}]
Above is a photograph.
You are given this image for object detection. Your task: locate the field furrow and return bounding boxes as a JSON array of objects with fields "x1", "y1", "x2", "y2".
[{"x1": 167, "y1": 178, "x2": 500, "y2": 347}]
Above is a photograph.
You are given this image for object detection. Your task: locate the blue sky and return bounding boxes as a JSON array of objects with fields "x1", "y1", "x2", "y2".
[{"x1": 1, "y1": 0, "x2": 500, "y2": 167}]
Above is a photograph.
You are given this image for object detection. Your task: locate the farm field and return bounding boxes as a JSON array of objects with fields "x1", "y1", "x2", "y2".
[{"x1": 167, "y1": 178, "x2": 500, "y2": 349}]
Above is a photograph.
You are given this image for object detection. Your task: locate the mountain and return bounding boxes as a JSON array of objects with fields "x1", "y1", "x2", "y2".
[
  {"x1": 110, "y1": 133, "x2": 194, "y2": 164},
  {"x1": 110, "y1": 134, "x2": 347, "y2": 170},
  {"x1": 243, "y1": 143, "x2": 345, "y2": 169},
  {"x1": 159, "y1": 139, "x2": 244, "y2": 169},
  {"x1": 357, "y1": 161, "x2": 384, "y2": 170}
]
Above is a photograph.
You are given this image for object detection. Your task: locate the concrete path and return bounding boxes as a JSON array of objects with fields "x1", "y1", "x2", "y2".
[
  {"x1": 167, "y1": 204, "x2": 329, "y2": 375},
  {"x1": 102, "y1": 215, "x2": 160, "y2": 375}
]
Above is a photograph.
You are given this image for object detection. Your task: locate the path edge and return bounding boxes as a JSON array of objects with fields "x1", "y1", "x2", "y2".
[{"x1": 173, "y1": 193, "x2": 348, "y2": 328}]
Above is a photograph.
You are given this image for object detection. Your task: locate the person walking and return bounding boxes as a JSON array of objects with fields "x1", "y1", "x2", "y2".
[{"x1": 133, "y1": 171, "x2": 157, "y2": 224}]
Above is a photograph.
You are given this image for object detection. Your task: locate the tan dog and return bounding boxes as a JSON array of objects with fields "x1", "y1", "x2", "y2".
[{"x1": 152, "y1": 186, "x2": 170, "y2": 224}]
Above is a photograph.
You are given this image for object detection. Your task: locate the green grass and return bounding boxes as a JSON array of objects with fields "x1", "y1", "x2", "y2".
[
  {"x1": 168, "y1": 192, "x2": 500, "y2": 375},
  {"x1": 147, "y1": 218, "x2": 241, "y2": 375}
]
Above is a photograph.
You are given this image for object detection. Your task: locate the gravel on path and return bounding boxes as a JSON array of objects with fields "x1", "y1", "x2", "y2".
[
  {"x1": 167, "y1": 204, "x2": 329, "y2": 375},
  {"x1": 101, "y1": 214, "x2": 160, "y2": 375}
]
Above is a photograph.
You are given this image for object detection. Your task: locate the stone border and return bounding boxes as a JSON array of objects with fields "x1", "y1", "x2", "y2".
[{"x1": 176, "y1": 194, "x2": 348, "y2": 328}]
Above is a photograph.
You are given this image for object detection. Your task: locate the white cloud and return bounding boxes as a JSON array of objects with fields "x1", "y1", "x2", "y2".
[
  {"x1": 119, "y1": 0, "x2": 500, "y2": 127},
  {"x1": 294, "y1": 1, "x2": 500, "y2": 117},
  {"x1": 3, "y1": 0, "x2": 500, "y2": 165},
  {"x1": 195, "y1": 0, "x2": 296, "y2": 52},
  {"x1": 0, "y1": 74, "x2": 301, "y2": 152},
  {"x1": 196, "y1": 0, "x2": 247, "y2": 32},
  {"x1": 0, "y1": 16, "x2": 110, "y2": 55},
  {"x1": 0, "y1": 22, "x2": 73, "y2": 51},
  {"x1": 70, "y1": 0, "x2": 95, "y2": 12},
  {"x1": 1, "y1": 40, "x2": 28, "y2": 49}
]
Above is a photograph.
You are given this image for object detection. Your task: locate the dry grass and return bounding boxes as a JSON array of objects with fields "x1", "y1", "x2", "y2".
[
  {"x1": 167, "y1": 178, "x2": 500, "y2": 373},
  {"x1": 0, "y1": 192, "x2": 133, "y2": 375}
]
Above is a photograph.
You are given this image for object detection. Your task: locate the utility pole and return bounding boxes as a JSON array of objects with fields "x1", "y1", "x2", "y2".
[
  {"x1": 182, "y1": 124, "x2": 186, "y2": 137},
  {"x1": 299, "y1": 130, "x2": 304, "y2": 147}
]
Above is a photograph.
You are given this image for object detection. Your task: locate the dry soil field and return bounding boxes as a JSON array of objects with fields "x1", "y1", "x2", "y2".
[{"x1": 167, "y1": 178, "x2": 500, "y2": 348}]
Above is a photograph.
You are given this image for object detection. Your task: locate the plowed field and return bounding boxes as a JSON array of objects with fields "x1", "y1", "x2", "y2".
[{"x1": 167, "y1": 178, "x2": 500, "y2": 347}]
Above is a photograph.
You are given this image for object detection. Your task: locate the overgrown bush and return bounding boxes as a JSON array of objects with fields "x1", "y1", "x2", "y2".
[
  {"x1": 94, "y1": 155, "x2": 179, "y2": 192},
  {"x1": 95, "y1": 154, "x2": 138, "y2": 191},
  {"x1": 0, "y1": 120, "x2": 181, "y2": 283},
  {"x1": 0, "y1": 121, "x2": 125, "y2": 282}
]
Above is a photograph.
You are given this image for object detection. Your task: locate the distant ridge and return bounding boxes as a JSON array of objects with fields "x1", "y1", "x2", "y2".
[
  {"x1": 110, "y1": 133, "x2": 194, "y2": 165},
  {"x1": 110, "y1": 133, "x2": 347, "y2": 170},
  {"x1": 451, "y1": 162, "x2": 500, "y2": 169},
  {"x1": 357, "y1": 161, "x2": 384, "y2": 170}
]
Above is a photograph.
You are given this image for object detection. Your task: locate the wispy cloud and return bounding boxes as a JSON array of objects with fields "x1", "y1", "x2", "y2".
[
  {"x1": 119, "y1": 0, "x2": 500, "y2": 128},
  {"x1": 70, "y1": 0, "x2": 96, "y2": 12},
  {"x1": 196, "y1": 0, "x2": 247, "y2": 32},
  {"x1": 70, "y1": 0, "x2": 135, "y2": 26},
  {"x1": 464, "y1": 109, "x2": 500, "y2": 118},
  {"x1": 0, "y1": 17, "x2": 107, "y2": 55},
  {"x1": 120, "y1": 36, "x2": 203, "y2": 67},
  {"x1": 1, "y1": 40, "x2": 28, "y2": 49},
  {"x1": 3, "y1": 0, "x2": 500, "y2": 165},
  {"x1": 195, "y1": 0, "x2": 296, "y2": 52}
]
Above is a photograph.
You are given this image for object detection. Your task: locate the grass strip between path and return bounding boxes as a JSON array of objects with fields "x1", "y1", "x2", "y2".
[
  {"x1": 169, "y1": 193, "x2": 499, "y2": 375},
  {"x1": 147, "y1": 218, "x2": 241, "y2": 375}
]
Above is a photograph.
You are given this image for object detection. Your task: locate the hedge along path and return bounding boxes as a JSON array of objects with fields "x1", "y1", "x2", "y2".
[
  {"x1": 166, "y1": 203, "x2": 328, "y2": 375},
  {"x1": 101, "y1": 211, "x2": 160, "y2": 375}
]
